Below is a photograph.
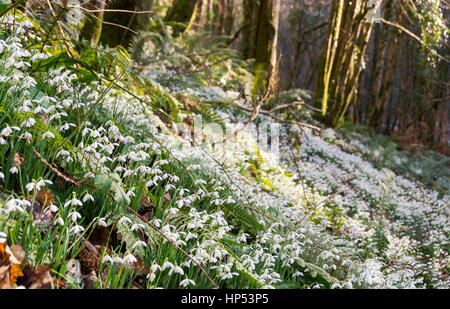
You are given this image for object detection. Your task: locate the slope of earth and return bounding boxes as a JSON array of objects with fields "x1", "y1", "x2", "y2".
[{"x1": 0, "y1": 15, "x2": 448, "y2": 289}]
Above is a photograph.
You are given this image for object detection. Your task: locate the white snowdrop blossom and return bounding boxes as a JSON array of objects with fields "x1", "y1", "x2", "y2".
[
  {"x1": 20, "y1": 117, "x2": 36, "y2": 128},
  {"x1": 49, "y1": 204, "x2": 59, "y2": 213},
  {"x1": 68, "y1": 211, "x2": 82, "y2": 222},
  {"x1": 54, "y1": 217, "x2": 65, "y2": 226},
  {"x1": 70, "y1": 225, "x2": 85, "y2": 234},
  {"x1": 42, "y1": 131, "x2": 55, "y2": 139},
  {"x1": 0, "y1": 232, "x2": 7, "y2": 243},
  {"x1": 82, "y1": 193, "x2": 94, "y2": 203},
  {"x1": 64, "y1": 197, "x2": 83, "y2": 208},
  {"x1": 123, "y1": 254, "x2": 137, "y2": 265},
  {"x1": 179, "y1": 278, "x2": 195, "y2": 287},
  {"x1": 131, "y1": 240, "x2": 147, "y2": 250},
  {"x1": 98, "y1": 217, "x2": 107, "y2": 227}
]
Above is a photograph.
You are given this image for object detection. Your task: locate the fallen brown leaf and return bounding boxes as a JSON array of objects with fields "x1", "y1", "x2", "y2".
[
  {"x1": 0, "y1": 265, "x2": 11, "y2": 289},
  {"x1": 0, "y1": 242, "x2": 25, "y2": 288},
  {"x1": 12, "y1": 153, "x2": 24, "y2": 168},
  {"x1": 28, "y1": 201, "x2": 55, "y2": 230},
  {"x1": 133, "y1": 256, "x2": 150, "y2": 276},
  {"x1": 35, "y1": 187, "x2": 54, "y2": 208},
  {"x1": 28, "y1": 265, "x2": 52, "y2": 289},
  {"x1": 163, "y1": 193, "x2": 171, "y2": 204}
]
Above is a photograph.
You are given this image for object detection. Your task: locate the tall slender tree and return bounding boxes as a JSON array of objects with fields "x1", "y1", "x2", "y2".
[
  {"x1": 241, "y1": 0, "x2": 281, "y2": 94},
  {"x1": 79, "y1": 0, "x2": 106, "y2": 48},
  {"x1": 99, "y1": 0, "x2": 153, "y2": 47},
  {"x1": 314, "y1": 0, "x2": 381, "y2": 127}
]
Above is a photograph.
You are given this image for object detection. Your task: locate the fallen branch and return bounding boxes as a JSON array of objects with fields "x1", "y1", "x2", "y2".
[{"x1": 267, "y1": 101, "x2": 323, "y2": 114}]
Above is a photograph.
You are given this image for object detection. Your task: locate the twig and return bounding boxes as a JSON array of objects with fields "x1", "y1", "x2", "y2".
[
  {"x1": 30, "y1": 145, "x2": 80, "y2": 187},
  {"x1": 224, "y1": 80, "x2": 273, "y2": 141},
  {"x1": 288, "y1": 147, "x2": 311, "y2": 208},
  {"x1": 82, "y1": 8, "x2": 138, "y2": 34},
  {"x1": 268, "y1": 101, "x2": 323, "y2": 114},
  {"x1": 76, "y1": 7, "x2": 153, "y2": 15}
]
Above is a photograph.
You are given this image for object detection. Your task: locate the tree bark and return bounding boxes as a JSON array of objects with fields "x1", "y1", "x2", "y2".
[
  {"x1": 252, "y1": 0, "x2": 281, "y2": 94},
  {"x1": 99, "y1": 0, "x2": 153, "y2": 47},
  {"x1": 314, "y1": 0, "x2": 380, "y2": 127},
  {"x1": 79, "y1": 0, "x2": 106, "y2": 48}
]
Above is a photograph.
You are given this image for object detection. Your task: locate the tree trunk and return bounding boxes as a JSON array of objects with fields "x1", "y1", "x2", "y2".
[
  {"x1": 252, "y1": 0, "x2": 281, "y2": 94},
  {"x1": 79, "y1": 0, "x2": 106, "y2": 48},
  {"x1": 100, "y1": 0, "x2": 153, "y2": 47},
  {"x1": 165, "y1": 0, "x2": 200, "y2": 30},
  {"x1": 240, "y1": 0, "x2": 258, "y2": 60}
]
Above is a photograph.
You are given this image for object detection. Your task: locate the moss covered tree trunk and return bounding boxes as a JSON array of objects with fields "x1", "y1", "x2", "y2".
[
  {"x1": 79, "y1": 0, "x2": 105, "y2": 48},
  {"x1": 240, "y1": 0, "x2": 258, "y2": 60},
  {"x1": 240, "y1": 0, "x2": 280, "y2": 94},
  {"x1": 99, "y1": 0, "x2": 153, "y2": 48},
  {"x1": 165, "y1": 0, "x2": 200, "y2": 32},
  {"x1": 314, "y1": 0, "x2": 380, "y2": 127}
]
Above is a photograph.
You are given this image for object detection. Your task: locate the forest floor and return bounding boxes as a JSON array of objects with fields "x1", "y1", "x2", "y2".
[{"x1": 0, "y1": 15, "x2": 449, "y2": 289}]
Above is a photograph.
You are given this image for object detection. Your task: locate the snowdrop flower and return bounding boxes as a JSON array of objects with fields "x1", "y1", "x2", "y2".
[
  {"x1": 118, "y1": 216, "x2": 132, "y2": 226},
  {"x1": 20, "y1": 117, "x2": 36, "y2": 128},
  {"x1": 176, "y1": 200, "x2": 186, "y2": 208},
  {"x1": 9, "y1": 167, "x2": 19, "y2": 174},
  {"x1": 150, "y1": 264, "x2": 162, "y2": 273},
  {"x1": 0, "y1": 172, "x2": 4, "y2": 180},
  {"x1": 56, "y1": 150, "x2": 70, "y2": 159},
  {"x1": 98, "y1": 217, "x2": 107, "y2": 227},
  {"x1": 185, "y1": 232, "x2": 198, "y2": 241},
  {"x1": 168, "y1": 207, "x2": 179, "y2": 215},
  {"x1": 162, "y1": 261, "x2": 174, "y2": 271},
  {"x1": 225, "y1": 196, "x2": 235, "y2": 204},
  {"x1": 112, "y1": 257, "x2": 124, "y2": 264},
  {"x1": 170, "y1": 266, "x2": 184, "y2": 276},
  {"x1": 60, "y1": 123, "x2": 76, "y2": 131},
  {"x1": 0, "y1": 232, "x2": 7, "y2": 243},
  {"x1": 82, "y1": 193, "x2": 94, "y2": 203},
  {"x1": 6, "y1": 199, "x2": 26, "y2": 213},
  {"x1": 30, "y1": 52, "x2": 46, "y2": 62},
  {"x1": 1, "y1": 126, "x2": 13, "y2": 137},
  {"x1": 194, "y1": 179, "x2": 207, "y2": 186},
  {"x1": 42, "y1": 131, "x2": 55, "y2": 139},
  {"x1": 20, "y1": 132, "x2": 32, "y2": 140},
  {"x1": 147, "y1": 272, "x2": 156, "y2": 282},
  {"x1": 68, "y1": 211, "x2": 81, "y2": 222},
  {"x1": 123, "y1": 254, "x2": 137, "y2": 265},
  {"x1": 25, "y1": 179, "x2": 52, "y2": 192},
  {"x1": 49, "y1": 204, "x2": 59, "y2": 213},
  {"x1": 179, "y1": 278, "x2": 195, "y2": 287},
  {"x1": 131, "y1": 240, "x2": 147, "y2": 250},
  {"x1": 48, "y1": 112, "x2": 68, "y2": 122},
  {"x1": 237, "y1": 233, "x2": 248, "y2": 243},
  {"x1": 102, "y1": 255, "x2": 112, "y2": 264},
  {"x1": 70, "y1": 225, "x2": 84, "y2": 233},
  {"x1": 131, "y1": 223, "x2": 145, "y2": 232},
  {"x1": 64, "y1": 197, "x2": 83, "y2": 208},
  {"x1": 54, "y1": 217, "x2": 65, "y2": 226}
]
